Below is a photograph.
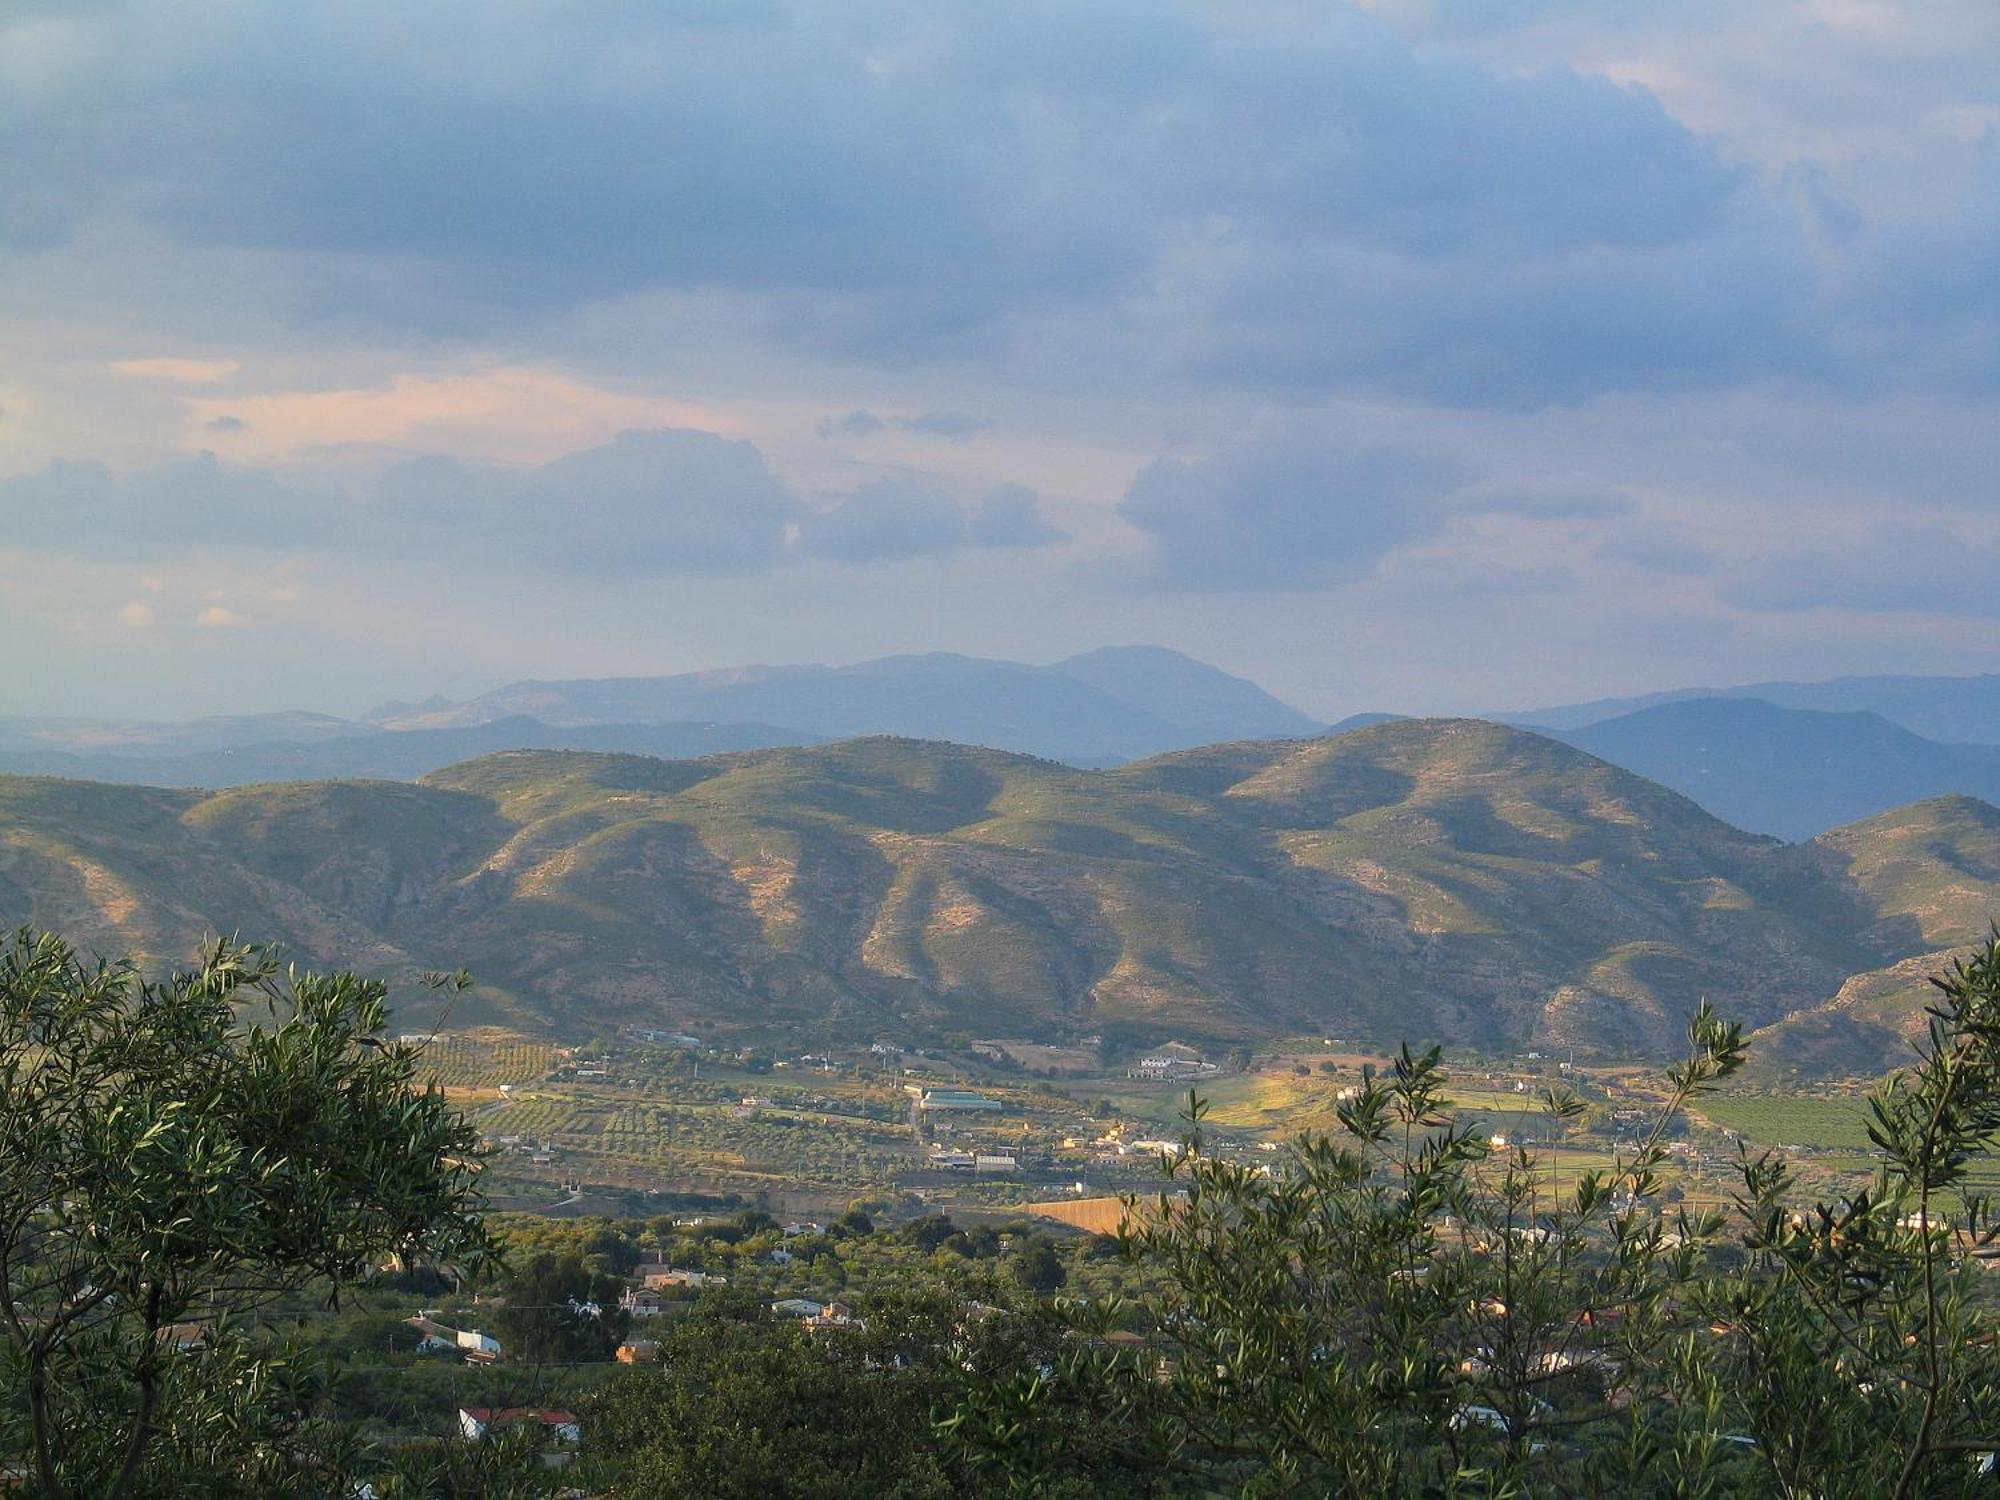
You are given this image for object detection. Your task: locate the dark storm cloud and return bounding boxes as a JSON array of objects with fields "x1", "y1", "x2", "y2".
[{"x1": 3, "y1": 0, "x2": 1933, "y2": 408}]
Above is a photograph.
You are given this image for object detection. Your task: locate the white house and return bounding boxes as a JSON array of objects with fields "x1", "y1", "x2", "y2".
[
  {"x1": 406, "y1": 1316, "x2": 501, "y2": 1361},
  {"x1": 458, "y1": 1407, "x2": 580, "y2": 1445}
]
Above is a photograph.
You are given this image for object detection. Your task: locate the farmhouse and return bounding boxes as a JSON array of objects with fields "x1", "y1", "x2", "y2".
[
  {"x1": 621, "y1": 1288, "x2": 667, "y2": 1318},
  {"x1": 458, "y1": 1407, "x2": 580, "y2": 1445},
  {"x1": 407, "y1": 1316, "x2": 501, "y2": 1362}
]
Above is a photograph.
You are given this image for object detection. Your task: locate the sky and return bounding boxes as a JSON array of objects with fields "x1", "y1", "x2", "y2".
[{"x1": 2, "y1": 0, "x2": 1997, "y2": 722}]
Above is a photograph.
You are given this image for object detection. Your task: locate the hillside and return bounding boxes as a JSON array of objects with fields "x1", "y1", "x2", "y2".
[
  {"x1": 1556, "y1": 698, "x2": 2000, "y2": 840},
  {"x1": 0, "y1": 721, "x2": 1992, "y2": 1058},
  {"x1": 1737, "y1": 797, "x2": 2000, "y2": 1080}
]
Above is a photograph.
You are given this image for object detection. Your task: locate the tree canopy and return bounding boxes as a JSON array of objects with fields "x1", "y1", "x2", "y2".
[{"x1": 0, "y1": 929, "x2": 493, "y2": 1499}]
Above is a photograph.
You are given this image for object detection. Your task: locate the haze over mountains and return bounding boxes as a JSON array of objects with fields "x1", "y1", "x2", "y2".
[
  {"x1": 365, "y1": 646, "x2": 1322, "y2": 761},
  {"x1": 1551, "y1": 699, "x2": 2000, "y2": 842},
  {"x1": 0, "y1": 647, "x2": 1318, "y2": 785},
  {"x1": 1, "y1": 718, "x2": 1994, "y2": 1080},
  {"x1": 1512, "y1": 672, "x2": 2000, "y2": 745},
  {"x1": 8, "y1": 650, "x2": 2000, "y2": 846}
]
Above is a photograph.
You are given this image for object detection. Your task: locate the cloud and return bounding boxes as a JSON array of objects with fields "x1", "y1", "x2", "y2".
[
  {"x1": 195, "y1": 605, "x2": 252, "y2": 628},
  {"x1": 797, "y1": 479, "x2": 968, "y2": 564},
  {"x1": 0, "y1": 427, "x2": 1065, "y2": 578},
  {"x1": 184, "y1": 366, "x2": 735, "y2": 466},
  {"x1": 374, "y1": 429, "x2": 804, "y2": 577},
  {"x1": 5, "y1": 1, "x2": 1942, "y2": 409},
  {"x1": 1117, "y1": 430, "x2": 1452, "y2": 590},
  {"x1": 110, "y1": 357, "x2": 239, "y2": 383},
  {"x1": 1596, "y1": 522, "x2": 1718, "y2": 576},
  {"x1": 116, "y1": 600, "x2": 155, "y2": 628},
  {"x1": 796, "y1": 478, "x2": 1064, "y2": 563},
  {"x1": 966, "y1": 486, "x2": 1066, "y2": 549},
  {"x1": 1443, "y1": 478, "x2": 1639, "y2": 520},
  {"x1": 0, "y1": 452, "x2": 340, "y2": 559},
  {"x1": 817, "y1": 410, "x2": 887, "y2": 439},
  {"x1": 1719, "y1": 523, "x2": 2000, "y2": 619},
  {"x1": 898, "y1": 411, "x2": 989, "y2": 439}
]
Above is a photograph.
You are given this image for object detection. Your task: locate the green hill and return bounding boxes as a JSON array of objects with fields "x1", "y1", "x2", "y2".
[{"x1": 0, "y1": 721, "x2": 1993, "y2": 1059}]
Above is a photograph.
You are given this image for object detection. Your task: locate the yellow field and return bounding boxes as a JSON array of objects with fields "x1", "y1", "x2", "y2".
[{"x1": 1025, "y1": 1196, "x2": 1138, "y2": 1234}]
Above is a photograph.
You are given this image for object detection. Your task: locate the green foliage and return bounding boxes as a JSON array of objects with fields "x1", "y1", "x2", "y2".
[
  {"x1": 937, "y1": 946, "x2": 2000, "y2": 1494},
  {"x1": 0, "y1": 928, "x2": 494, "y2": 1499},
  {"x1": 582, "y1": 1306, "x2": 953, "y2": 1499},
  {"x1": 488, "y1": 1253, "x2": 630, "y2": 1364}
]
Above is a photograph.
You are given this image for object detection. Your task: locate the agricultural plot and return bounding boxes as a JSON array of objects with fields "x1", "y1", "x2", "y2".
[
  {"x1": 478, "y1": 1088, "x2": 921, "y2": 1189},
  {"x1": 1692, "y1": 1095, "x2": 1876, "y2": 1152},
  {"x1": 1091, "y1": 1070, "x2": 1351, "y2": 1134},
  {"x1": 418, "y1": 1033, "x2": 559, "y2": 1089}
]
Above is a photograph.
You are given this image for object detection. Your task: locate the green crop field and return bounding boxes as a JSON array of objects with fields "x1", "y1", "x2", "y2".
[{"x1": 1693, "y1": 1095, "x2": 1876, "y2": 1151}]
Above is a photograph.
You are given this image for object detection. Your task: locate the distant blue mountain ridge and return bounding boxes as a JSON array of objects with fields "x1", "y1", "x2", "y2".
[{"x1": 9, "y1": 658, "x2": 2000, "y2": 841}]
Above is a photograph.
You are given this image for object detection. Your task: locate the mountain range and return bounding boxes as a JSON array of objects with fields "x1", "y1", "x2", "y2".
[
  {"x1": 1511, "y1": 671, "x2": 2000, "y2": 744},
  {"x1": 0, "y1": 647, "x2": 1318, "y2": 784},
  {"x1": 11, "y1": 653, "x2": 2000, "y2": 847},
  {"x1": 1550, "y1": 698, "x2": 2000, "y2": 842},
  {"x1": 365, "y1": 646, "x2": 1322, "y2": 762},
  {"x1": 3, "y1": 718, "x2": 1993, "y2": 1077}
]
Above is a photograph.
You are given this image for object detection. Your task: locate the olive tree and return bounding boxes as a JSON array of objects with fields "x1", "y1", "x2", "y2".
[
  {"x1": 0, "y1": 928, "x2": 494, "y2": 1499},
  {"x1": 949, "y1": 940, "x2": 2000, "y2": 1496}
]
